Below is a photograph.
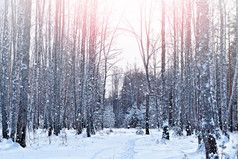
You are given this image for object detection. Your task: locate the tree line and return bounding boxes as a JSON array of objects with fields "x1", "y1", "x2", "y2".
[{"x1": 0, "y1": 0, "x2": 120, "y2": 147}]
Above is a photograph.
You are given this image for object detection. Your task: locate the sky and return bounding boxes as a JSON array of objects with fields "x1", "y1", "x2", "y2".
[
  {"x1": 108, "y1": 0, "x2": 236, "y2": 70},
  {"x1": 104, "y1": 0, "x2": 162, "y2": 95},
  {"x1": 108, "y1": 0, "x2": 164, "y2": 70},
  {"x1": 110, "y1": 0, "x2": 145, "y2": 70}
]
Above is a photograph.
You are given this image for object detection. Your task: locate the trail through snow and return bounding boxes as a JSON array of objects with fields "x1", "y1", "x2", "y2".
[
  {"x1": 119, "y1": 138, "x2": 140, "y2": 159},
  {"x1": 0, "y1": 129, "x2": 238, "y2": 159}
]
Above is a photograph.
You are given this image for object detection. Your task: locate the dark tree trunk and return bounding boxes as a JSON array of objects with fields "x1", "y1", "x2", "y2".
[{"x1": 145, "y1": 94, "x2": 149, "y2": 135}]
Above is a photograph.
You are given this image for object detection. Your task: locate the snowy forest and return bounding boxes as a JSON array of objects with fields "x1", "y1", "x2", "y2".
[{"x1": 0, "y1": 0, "x2": 238, "y2": 158}]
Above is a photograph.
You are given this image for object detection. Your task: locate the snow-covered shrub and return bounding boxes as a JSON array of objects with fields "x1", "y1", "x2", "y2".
[
  {"x1": 203, "y1": 133, "x2": 218, "y2": 159},
  {"x1": 162, "y1": 126, "x2": 169, "y2": 140},
  {"x1": 94, "y1": 104, "x2": 103, "y2": 131},
  {"x1": 197, "y1": 141, "x2": 205, "y2": 153},
  {"x1": 106, "y1": 129, "x2": 113, "y2": 135},
  {"x1": 172, "y1": 126, "x2": 183, "y2": 136},
  {"x1": 223, "y1": 131, "x2": 230, "y2": 142},
  {"x1": 103, "y1": 105, "x2": 115, "y2": 128},
  {"x1": 185, "y1": 124, "x2": 192, "y2": 136},
  {"x1": 136, "y1": 127, "x2": 144, "y2": 135},
  {"x1": 32, "y1": 130, "x2": 40, "y2": 149},
  {"x1": 60, "y1": 129, "x2": 67, "y2": 146},
  {"x1": 215, "y1": 128, "x2": 221, "y2": 139},
  {"x1": 124, "y1": 103, "x2": 144, "y2": 128},
  {"x1": 162, "y1": 120, "x2": 169, "y2": 140},
  {"x1": 48, "y1": 135, "x2": 52, "y2": 144},
  {"x1": 219, "y1": 141, "x2": 227, "y2": 159},
  {"x1": 106, "y1": 130, "x2": 110, "y2": 135}
]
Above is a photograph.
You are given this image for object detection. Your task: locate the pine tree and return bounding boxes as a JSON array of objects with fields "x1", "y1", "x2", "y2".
[{"x1": 103, "y1": 105, "x2": 115, "y2": 128}]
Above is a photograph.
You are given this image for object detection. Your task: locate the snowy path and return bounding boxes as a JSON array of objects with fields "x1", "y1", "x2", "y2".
[
  {"x1": 119, "y1": 138, "x2": 140, "y2": 159},
  {"x1": 89, "y1": 131, "x2": 141, "y2": 159},
  {"x1": 0, "y1": 129, "x2": 238, "y2": 159}
]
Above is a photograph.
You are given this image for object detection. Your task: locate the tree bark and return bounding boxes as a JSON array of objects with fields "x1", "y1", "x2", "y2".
[
  {"x1": 16, "y1": 0, "x2": 32, "y2": 148},
  {"x1": 1, "y1": 0, "x2": 10, "y2": 140}
]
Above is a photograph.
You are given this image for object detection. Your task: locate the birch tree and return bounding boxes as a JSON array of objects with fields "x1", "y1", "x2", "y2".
[
  {"x1": 196, "y1": 0, "x2": 219, "y2": 157},
  {"x1": 1, "y1": 0, "x2": 10, "y2": 139},
  {"x1": 86, "y1": 0, "x2": 97, "y2": 137},
  {"x1": 16, "y1": 0, "x2": 32, "y2": 148},
  {"x1": 228, "y1": 0, "x2": 238, "y2": 136},
  {"x1": 10, "y1": 0, "x2": 21, "y2": 141},
  {"x1": 219, "y1": 0, "x2": 229, "y2": 135},
  {"x1": 184, "y1": 0, "x2": 192, "y2": 133}
]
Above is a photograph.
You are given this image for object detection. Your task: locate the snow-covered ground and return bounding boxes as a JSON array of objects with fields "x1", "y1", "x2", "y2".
[{"x1": 0, "y1": 129, "x2": 238, "y2": 159}]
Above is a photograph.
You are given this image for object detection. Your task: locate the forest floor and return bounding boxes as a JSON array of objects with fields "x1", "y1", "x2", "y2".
[{"x1": 0, "y1": 129, "x2": 237, "y2": 159}]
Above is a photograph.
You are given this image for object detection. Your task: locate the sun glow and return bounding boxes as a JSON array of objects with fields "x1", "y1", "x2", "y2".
[
  {"x1": 103, "y1": 0, "x2": 178, "y2": 70},
  {"x1": 108, "y1": 0, "x2": 144, "y2": 69},
  {"x1": 52, "y1": 0, "x2": 178, "y2": 70},
  {"x1": 109, "y1": 0, "x2": 159, "y2": 69}
]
